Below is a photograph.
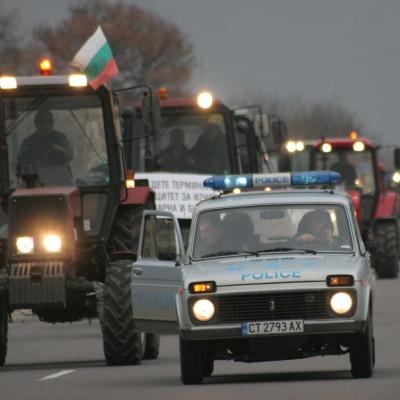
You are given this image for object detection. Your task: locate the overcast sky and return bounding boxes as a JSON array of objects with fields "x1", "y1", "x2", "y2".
[{"x1": 3, "y1": 0, "x2": 400, "y2": 145}]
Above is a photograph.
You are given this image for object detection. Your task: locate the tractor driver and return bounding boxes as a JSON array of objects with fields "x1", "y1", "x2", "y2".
[{"x1": 17, "y1": 109, "x2": 73, "y2": 182}]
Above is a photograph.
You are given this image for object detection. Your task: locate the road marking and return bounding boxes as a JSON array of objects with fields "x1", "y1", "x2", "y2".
[{"x1": 38, "y1": 369, "x2": 75, "y2": 381}]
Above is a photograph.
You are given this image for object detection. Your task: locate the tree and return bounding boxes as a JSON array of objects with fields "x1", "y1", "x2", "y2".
[
  {"x1": 0, "y1": 1, "x2": 25, "y2": 74},
  {"x1": 31, "y1": 0, "x2": 195, "y2": 94},
  {"x1": 244, "y1": 92, "x2": 365, "y2": 140}
]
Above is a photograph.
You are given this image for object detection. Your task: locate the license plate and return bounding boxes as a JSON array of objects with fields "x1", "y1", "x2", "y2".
[{"x1": 241, "y1": 319, "x2": 304, "y2": 336}]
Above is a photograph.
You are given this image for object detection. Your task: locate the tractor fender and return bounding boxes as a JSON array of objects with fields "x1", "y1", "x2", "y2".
[
  {"x1": 374, "y1": 191, "x2": 400, "y2": 219},
  {"x1": 121, "y1": 187, "x2": 154, "y2": 206}
]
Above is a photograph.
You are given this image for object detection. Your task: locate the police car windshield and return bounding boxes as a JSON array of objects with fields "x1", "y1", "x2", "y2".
[{"x1": 193, "y1": 204, "x2": 353, "y2": 260}]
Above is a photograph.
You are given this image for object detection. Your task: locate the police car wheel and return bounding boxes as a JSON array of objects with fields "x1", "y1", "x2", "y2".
[
  {"x1": 102, "y1": 260, "x2": 145, "y2": 365},
  {"x1": 350, "y1": 310, "x2": 374, "y2": 378},
  {"x1": 143, "y1": 333, "x2": 160, "y2": 360},
  {"x1": 0, "y1": 291, "x2": 8, "y2": 367},
  {"x1": 179, "y1": 337, "x2": 204, "y2": 384}
]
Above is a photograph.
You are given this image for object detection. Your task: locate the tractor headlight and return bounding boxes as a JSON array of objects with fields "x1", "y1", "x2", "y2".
[
  {"x1": 330, "y1": 292, "x2": 353, "y2": 315},
  {"x1": 192, "y1": 299, "x2": 215, "y2": 322},
  {"x1": 16, "y1": 236, "x2": 34, "y2": 254},
  {"x1": 43, "y1": 234, "x2": 62, "y2": 253}
]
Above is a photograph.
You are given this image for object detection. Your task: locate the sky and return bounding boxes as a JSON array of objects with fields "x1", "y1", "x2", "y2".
[{"x1": 3, "y1": 0, "x2": 400, "y2": 145}]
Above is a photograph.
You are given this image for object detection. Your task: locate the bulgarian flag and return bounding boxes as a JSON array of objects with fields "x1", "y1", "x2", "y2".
[{"x1": 72, "y1": 26, "x2": 119, "y2": 90}]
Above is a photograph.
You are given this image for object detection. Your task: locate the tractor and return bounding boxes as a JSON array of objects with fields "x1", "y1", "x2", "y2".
[
  {"x1": 122, "y1": 89, "x2": 286, "y2": 240},
  {"x1": 0, "y1": 67, "x2": 159, "y2": 366},
  {"x1": 309, "y1": 136, "x2": 400, "y2": 278}
]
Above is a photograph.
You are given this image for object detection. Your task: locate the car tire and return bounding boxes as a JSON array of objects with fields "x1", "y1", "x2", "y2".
[
  {"x1": 179, "y1": 337, "x2": 204, "y2": 385},
  {"x1": 102, "y1": 260, "x2": 145, "y2": 365},
  {"x1": 0, "y1": 290, "x2": 7, "y2": 367},
  {"x1": 350, "y1": 310, "x2": 375, "y2": 378},
  {"x1": 374, "y1": 222, "x2": 399, "y2": 279}
]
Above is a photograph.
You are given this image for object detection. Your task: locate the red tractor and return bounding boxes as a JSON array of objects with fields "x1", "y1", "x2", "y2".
[
  {"x1": 310, "y1": 137, "x2": 400, "y2": 278},
  {"x1": 122, "y1": 90, "x2": 286, "y2": 240},
  {"x1": 0, "y1": 68, "x2": 160, "y2": 366}
]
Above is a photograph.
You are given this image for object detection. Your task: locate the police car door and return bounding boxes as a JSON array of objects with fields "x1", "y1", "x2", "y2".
[{"x1": 131, "y1": 210, "x2": 184, "y2": 333}]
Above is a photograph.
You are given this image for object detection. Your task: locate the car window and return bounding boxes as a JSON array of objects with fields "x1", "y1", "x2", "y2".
[{"x1": 192, "y1": 204, "x2": 353, "y2": 259}]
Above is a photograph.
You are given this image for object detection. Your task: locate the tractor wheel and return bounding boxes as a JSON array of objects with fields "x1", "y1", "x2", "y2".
[
  {"x1": 102, "y1": 260, "x2": 145, "y2": 365},
  {"x1": 350, "y1": 310, "x2": 375, "y2": 378},
  {"x1": 374, "y1": 222, "x2": 399, "y2": 278},
  {"x1": 0, "y1": 290, "x2": 8, "y2": 367},
  {"x1": 108, "y1": 202, "x2": 153, "y2": 253},
  {"x1": 106, "y1": 202, "x2": 160, "y2": 361}
]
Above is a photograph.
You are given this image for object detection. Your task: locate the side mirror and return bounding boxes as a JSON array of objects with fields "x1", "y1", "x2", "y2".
[
  {"x1": 142, "y1": 94, "x2": 161, "y2": 135},
  {"x1": 271, "y1": 119, "x2": 288, "y2": 145},
  {"x1": 234, "y1": 116, "x2": 252, "y2": 134},
  {"x1": 121, "y1": 108, "x2": 136, "y2": 142},
  {"x1": 394, "y1": 148, "x2": 400, "y2": 170}
]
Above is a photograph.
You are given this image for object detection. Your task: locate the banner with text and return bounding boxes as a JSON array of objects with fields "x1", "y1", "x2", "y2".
[{"x1": 135, "y1": 173, "x2": 216, "y2": 219}]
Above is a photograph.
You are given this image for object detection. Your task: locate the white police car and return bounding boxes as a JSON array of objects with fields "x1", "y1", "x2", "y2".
[{"x1": 130, "y1": 171, "x2": 375, "y2": 384}]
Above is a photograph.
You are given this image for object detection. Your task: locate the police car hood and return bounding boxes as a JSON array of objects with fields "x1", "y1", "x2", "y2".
[{"x1": 184, "y1": 254, "x2": 360, "y2": 287}]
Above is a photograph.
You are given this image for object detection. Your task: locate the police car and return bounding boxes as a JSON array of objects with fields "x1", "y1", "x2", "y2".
[{"x1": 130, "y1": 171, "x2": 375, "y2": 384}]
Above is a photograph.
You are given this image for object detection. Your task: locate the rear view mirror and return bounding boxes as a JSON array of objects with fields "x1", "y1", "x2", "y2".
[
  {"x1": 394, "y1": 148, "x2": 400, "y2": 170},
  {"x1": 260, "y1": 209, "x2": 286, "y2": 220},
  {"x1": 142, "y1": 94, "x2": 161, "y2": 135}
]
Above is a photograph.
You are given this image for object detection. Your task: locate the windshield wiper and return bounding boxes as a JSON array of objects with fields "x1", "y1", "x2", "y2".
[
  {"x1": 201, "y1": 250, "x2": 260, "y2": 258},
  {"x1": 257, "y1": 247, "x2": 317, "y2": 255}
]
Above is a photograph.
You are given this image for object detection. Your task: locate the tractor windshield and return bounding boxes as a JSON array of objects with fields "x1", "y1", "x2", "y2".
[
  {"x1": 313, "y1": 148, "x2": 376, "y2": 195},
  {"x1": 131, "y1": 111, "x2": 230, "y2": 174},
  {"x1": 3, "y1": 93, "x2": 109, "y2": 189}
]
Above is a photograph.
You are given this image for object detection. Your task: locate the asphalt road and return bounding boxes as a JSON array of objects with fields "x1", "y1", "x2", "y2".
[{"x1": 1, "y1": 278, "x2": 400, "y2": 400}]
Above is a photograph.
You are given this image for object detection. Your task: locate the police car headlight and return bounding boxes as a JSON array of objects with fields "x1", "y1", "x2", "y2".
[
  {"x1": 43, "y1": 234, "x2": 62, "y2": 253},
  {"x1": 16, "y1": 236, "x2": 34, "y2": 254},
  {"x1": 330, "y1": 292, "x2": 353, "y2": 315},
  {"x1": 192, "y1": 299, "x2": 215, "y2": 321}
]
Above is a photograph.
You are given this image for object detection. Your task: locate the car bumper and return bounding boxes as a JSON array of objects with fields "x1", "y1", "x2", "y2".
[{"x1": 180, "y1": 319, "x2": 366, "y2": 341}]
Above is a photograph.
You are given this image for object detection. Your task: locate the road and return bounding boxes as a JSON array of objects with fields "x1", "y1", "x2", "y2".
[{"x1": 1, "y1": 278, "x2": 400, "y2": 400}]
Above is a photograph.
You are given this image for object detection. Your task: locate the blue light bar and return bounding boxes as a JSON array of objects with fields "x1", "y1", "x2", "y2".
[{"x1": 203, "y1": 171, "x2": 341, "y2": 190}]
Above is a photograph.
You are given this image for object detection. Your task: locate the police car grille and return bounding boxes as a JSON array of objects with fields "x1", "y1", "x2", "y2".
[{"x1": 217, "y1": 291, "x2": 329, "y2": 323}]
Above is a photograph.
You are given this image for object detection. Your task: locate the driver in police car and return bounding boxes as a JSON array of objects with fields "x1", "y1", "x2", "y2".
[
  {"x1": 294, "y1": 210, "x2": 334, "y2": 244},
  {"x1": 195, "y1": 214, "x2": 224, "y2": 257}
]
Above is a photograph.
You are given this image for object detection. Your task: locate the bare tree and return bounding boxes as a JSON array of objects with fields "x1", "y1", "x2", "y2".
[
  {"x1": 29, "y1": 0, "x2": 195, "y2": 94},
  {"x1": 244, "y1": 92, "x2": 365, "y2": 140},
  {"x1": 0, "y1": 1, "x2": 25, "y2": 74}
]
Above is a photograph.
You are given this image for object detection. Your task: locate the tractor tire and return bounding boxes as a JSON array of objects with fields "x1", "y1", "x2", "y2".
[
  {"x1": 374, "y1": 222, "x2": 399, "y2": 278},
  {"x1": 107, "y1": 202, "x2": 161, "y2": 360},
  {"x1": 108, "y1": 202, "x2": 152, "y2": 253},
  {"x1": 0, "y1": 290, "x2": 8, "y2": 367},
  {"x1": 350, "y1": 310, "x2": 375, "y2": 378},
  {"x1": 180, "y1": 337, "x2": 204, "y2": 385},
  {"x1": 102, "y1": 260, "x2": 144, "y2": 365}
]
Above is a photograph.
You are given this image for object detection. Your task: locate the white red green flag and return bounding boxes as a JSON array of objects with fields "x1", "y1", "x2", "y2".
[{"x1": 72, "y1": 26, "x2": 119, "y2": 90}]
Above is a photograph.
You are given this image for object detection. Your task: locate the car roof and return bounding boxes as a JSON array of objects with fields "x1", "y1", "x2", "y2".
[{"x1": 194, "y1": 189, "x2": 352, "y2": 214}]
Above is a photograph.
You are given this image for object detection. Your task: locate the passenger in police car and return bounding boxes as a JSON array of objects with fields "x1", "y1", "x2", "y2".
[
  {"x1": 293, "y1": 209, "x2": 335, "y2": 246},
  {"x1": 195, "y1": 214, "x2": 224, "y2": 258}
]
